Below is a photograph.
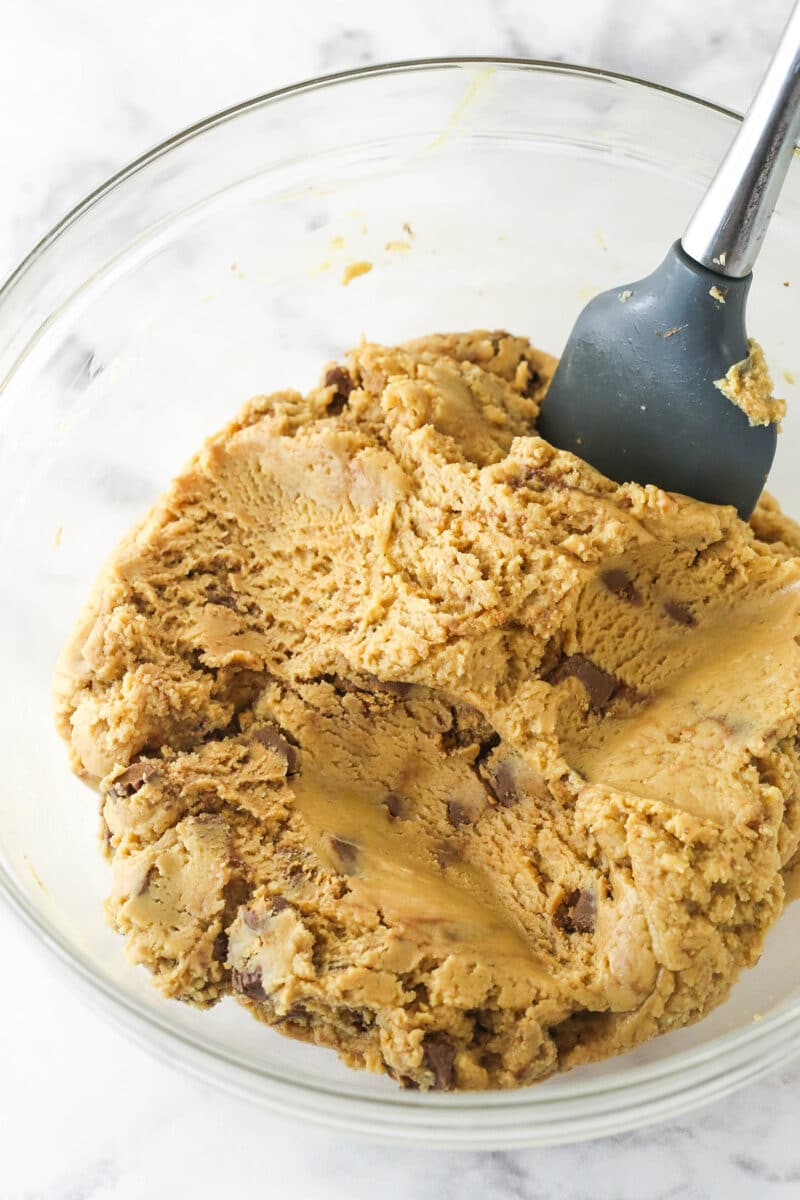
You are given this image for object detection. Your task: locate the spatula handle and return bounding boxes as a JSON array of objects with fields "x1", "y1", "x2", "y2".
[{"x1": 682, "y1": 0, "x2": 800, "y2": 278}]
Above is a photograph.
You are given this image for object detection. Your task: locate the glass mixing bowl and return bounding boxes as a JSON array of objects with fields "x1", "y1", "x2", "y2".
[{"x1": 2, "y1": 60, "x2": 800, "y2": 1149}]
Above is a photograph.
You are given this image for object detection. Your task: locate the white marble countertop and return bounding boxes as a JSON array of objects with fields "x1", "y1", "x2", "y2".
[{"x1": 4, "y1": 1, "x2": 800, "y2": 1196}]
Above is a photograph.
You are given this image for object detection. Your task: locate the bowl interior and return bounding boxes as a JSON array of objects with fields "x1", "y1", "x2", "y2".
[{"x1": 2, "y1": 61, "x2": 800, "y2": 1121}]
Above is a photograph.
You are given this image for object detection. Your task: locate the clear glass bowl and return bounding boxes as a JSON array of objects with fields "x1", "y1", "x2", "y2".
[{"x1": 2, "y1": 59, "x2": 800, "y2": 1148}]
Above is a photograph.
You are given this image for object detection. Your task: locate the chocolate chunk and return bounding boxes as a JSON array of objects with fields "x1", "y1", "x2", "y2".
[
  {"x1": 270, "y1": 895, "x2": 291, "y2": 914},
  {"x1": 399, "y1": 1075, "x2": 420, "y2": 1091},
  {"x1": 443, "y1": 705, "x2": 498, "y2": 754},
  {"x1": 383, "y1": 791, "x2": 407, "y2": 819},
  {"x1": 486, "y1": 759, "x2": 519, "y2": 807},
  {"x1": 212, "y1": 931, "x2": 228, "y2": 963},
  {"x1": 232, "y1": 967, "x2": 267, "y2": 1001},
  {"x1": 111, "y1": 760, "x2": 160, "y2": 797},
  {"x1": 324, "y1": 365, "x2": 354, "y2": 397},
  {"x1": 447, "y1": 799, "x2": 473, "y2": 827},
  {"x1": 554, "y1": 888, "x2": 596, "y2": 934},
  {"x1": 601, "y1": 568, "x2": 640, "y2": 605},
  {"x1": 137, "y1": 864, "x2": 158, "y2": 896},
  {"x1": 329, "y1": 835, "x2": 359, "y2": 874},
  {"x1": 251, "y1": 725, "x2": 299, "y2": 775},
  {"x1": 323, "y1": 366, "x2": 354, "y2": 414},
  {"x1": 663, "y1": 599, "x2": 697, "y2": 627},
  {"x1": 548, "y1": 655, "x2": 619, "y2": 711},
  {"x1": 423, "y1": 1032, "x2": 457, "y2": 1090}
]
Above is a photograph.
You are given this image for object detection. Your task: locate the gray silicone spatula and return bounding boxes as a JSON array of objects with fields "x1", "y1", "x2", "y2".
[{"x1": 537, "y1": 2, "x2": 800, "y2": 517}]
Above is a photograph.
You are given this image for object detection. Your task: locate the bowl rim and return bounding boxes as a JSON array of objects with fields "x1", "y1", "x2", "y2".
[
  {"x1": 1, "y1": 56, "x2": 741, "y2": 304},
  {"x1": 4, "y1": 55, "x2": 799, "y2": 1135}
]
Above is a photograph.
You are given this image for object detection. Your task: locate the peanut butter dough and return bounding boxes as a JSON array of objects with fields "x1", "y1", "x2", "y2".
[
  {"x1": 55, "y1": 331, "x2": 800, "y2": 1091},
  {"x1": 715, "y1": 338, "x2": 785, "y2": 427}
]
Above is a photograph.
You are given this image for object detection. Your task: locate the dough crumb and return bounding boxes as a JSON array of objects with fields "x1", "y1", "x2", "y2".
[
  {"x1": 341, "y1": 260, "x2": 373, "y2": 286},
  {"x1": 709, "y1": 285, "x2": 727, "y2": 304},
  {"x1": 657, "y1": 325, "x2": 686, "y2": 339},
  {"x1": 714, "y1": 338, "x2": 786, "y2": 427},
  {"x1": 619, "y1": 289, "x2": 633, "y2": 303}
]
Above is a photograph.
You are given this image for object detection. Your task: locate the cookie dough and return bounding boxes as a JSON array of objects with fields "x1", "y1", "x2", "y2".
[
  {"x1": 715, "y1": 338, "x2": 785, "y2": 427},
  {"x1": 55, "y1": 331, "x2": 800, "y2": 1091}
]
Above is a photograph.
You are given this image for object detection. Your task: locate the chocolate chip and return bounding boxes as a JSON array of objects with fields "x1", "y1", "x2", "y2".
[
  {"x1": 137, "y1": 864, "x2": 158, "y2": 896},
  {"x1": 232, "y1": 967, "x2": 267, "y2": 1001},
  {"x1": 663, "y1": 599, "x2": 697, "y2": 626},
  {"x1": 329, "y1": 835, "x2": 359, "y2": 874},
  {"x1": 112, "y1": 760, "x2": 160, "y2": 797},
  {"x1": 547, "y1": 655, "x2": 620, "y2": 711},
  {"x1": 323, "y1": 366, "x2": 354, "y2": 414},
  {"x1": 601, "y1": 568, "x2": 640, "y2": 605},
  {"x1": 383, "y1": 792, "x2": 407, "y2": 819},
  {"x1": 554, "y1": 888, "x2": 596, "y2": 934},
  {"x1": 251, "y1": 726, "x2": 299, "y2": 775},
  {"x1": 423, "y1": 1032, "x2": 457, "y2": 1090},
  {"x1": 212, "y1": 931, "x2": 228, "y2": 962},
  {"x1": 447, "y1": 800, "x2": 473, "y2": 827},
  {"x1": 399, "y1": 1075, "x2": 420, "y2": 1090},
  {"x1": 270, "y1": 895, "x2": 291, "y2": 914},
  {"x1": 486, "y1": 759, "x2": 519, "y2": 807}
]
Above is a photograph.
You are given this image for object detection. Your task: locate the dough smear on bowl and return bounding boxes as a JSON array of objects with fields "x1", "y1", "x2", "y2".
[{"x1": 55, "y1": 331, "x2": 800, "y2": 1091}]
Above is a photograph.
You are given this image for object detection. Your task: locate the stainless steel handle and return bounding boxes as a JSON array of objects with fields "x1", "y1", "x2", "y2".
[{"x1": 682, "y1": 0, "x2": 800, "y2": 278}]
